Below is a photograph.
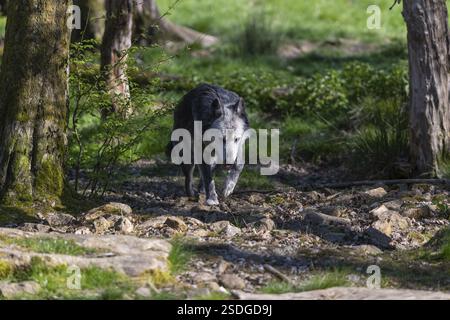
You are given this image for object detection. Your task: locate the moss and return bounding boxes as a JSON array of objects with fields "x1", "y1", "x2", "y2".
[
  {"x1": 0, "y1": 260, "x2": 14, "y2": 280},
  {"x1": 0, "y1": 205, "x2": 37, "y2": 226},
  {"x1": 144, "y1": 269, "x2": 174, "y2": 287},
  {"x1": 34, "y1": 156, "x2": 64, "y2": 201}
]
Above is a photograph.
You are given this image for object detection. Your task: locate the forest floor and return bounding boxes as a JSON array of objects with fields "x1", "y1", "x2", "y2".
[{"x1": 1, "y1": 161, "x2": 449, "y2": 300}]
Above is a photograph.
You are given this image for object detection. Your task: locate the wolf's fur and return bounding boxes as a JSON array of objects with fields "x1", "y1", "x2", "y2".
[{"x1": 168, "y1": 84, "x2": 250, "y2": 205}]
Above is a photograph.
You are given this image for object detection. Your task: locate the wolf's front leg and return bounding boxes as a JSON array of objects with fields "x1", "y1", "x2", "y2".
[
  {"x1": 223, "y1": 164, "x2": 244, "y2": 198},
  {"x1": 199, "y1": 164, "x2": 219, "y2": 206}
]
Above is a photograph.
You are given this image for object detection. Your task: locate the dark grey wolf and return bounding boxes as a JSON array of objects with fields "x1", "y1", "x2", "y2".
[{"x1": 167, "y1": 84, "x2": 250, "y2": 205}]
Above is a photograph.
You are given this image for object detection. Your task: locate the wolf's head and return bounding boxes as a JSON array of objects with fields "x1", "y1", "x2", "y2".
[{"x1": 210, "y1": 98, "x2": 249, "y2": 166}]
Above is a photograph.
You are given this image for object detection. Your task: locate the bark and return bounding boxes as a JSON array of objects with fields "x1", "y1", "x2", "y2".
[
  {"x1": 0, "y1": 0, "x2": 7, "y2": 15},
  {"x1": 101, "y1": 0, "x2": 133, "y2": 117},
  {"x1": 403, "y1": 0, "x2": 450, "y2": 177},
  {"x1": 72, "y1": 0, "x2": 105, "y2": 42},
  {"x1": 133, "y1": 0, "x2": 218, "y2": 47},
  {"x1": 0, "y1": 0, "x2": 71, "y2": 204}
]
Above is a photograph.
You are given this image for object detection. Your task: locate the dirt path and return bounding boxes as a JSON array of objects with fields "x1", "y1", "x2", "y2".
[{"x1": 6, "y1": 161, "x2": 450, "y2": 298}]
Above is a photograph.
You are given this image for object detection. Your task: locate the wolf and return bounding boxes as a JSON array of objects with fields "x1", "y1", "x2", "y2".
[{"x1": 167, "y1": 84, "x2": 250, "y2": 206}]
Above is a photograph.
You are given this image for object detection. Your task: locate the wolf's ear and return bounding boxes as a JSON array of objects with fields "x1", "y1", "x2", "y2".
[
  {"x1": 212, "y1": 98, "x2": 223, "y2": 118},
  {"x1": 234, "y1": 98, "x2": 246, "y2": 115}
]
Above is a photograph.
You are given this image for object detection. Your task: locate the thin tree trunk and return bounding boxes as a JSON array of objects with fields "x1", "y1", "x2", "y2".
[
  {"x1": 0, "y1": 0, "x2": 71, "y2": 205},
  {"x1": 403, "y1": 0, "x2": 450, "y2": 177},
  {"x1": 73, "y1": 0, "x2": 105, "y2": 42},
  {"x1": 101, "y1": 0, "x2": 133, "y2": 118},
  {"x1": 133, "y1": 0, "x2": 218, "y2": 47}
]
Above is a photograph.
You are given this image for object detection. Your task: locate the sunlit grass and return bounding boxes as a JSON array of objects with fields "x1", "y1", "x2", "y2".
[
  {"x1": 0, "y1": 236, "x2": 98, "y2": 256},
  {"x1": 261, "y1": 269, "x2": 351, "y2": 294}
]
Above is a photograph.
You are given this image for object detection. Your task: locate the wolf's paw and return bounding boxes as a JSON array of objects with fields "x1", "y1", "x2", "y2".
[{"x1": 206, "y1": 198, "x2": 220, "y2": 206}]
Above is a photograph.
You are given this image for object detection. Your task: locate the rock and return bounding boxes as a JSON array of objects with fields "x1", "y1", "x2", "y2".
[
  {"x1": 248, "y1": 194, "x2": 264, "y2": 205},
  {"x1": 75, "y1": 227, "x2": 92, "y2": 235},
  {"x1": 352, "y1": 245, "x2": 383, "y2": 256},
  {"x1": 93, "y1": 217, "x2": 113, "y2": 234},
  {"x1": 193, "y1": 272, "x2": 217, "y2": 283},
  {"x1": 0, "y1": 228, "x2": 172, "y2": 277},
  {"x1": 84, "y1": 203, "x2": 132, "y2": 221},
  {"x1": 135, "y1": 287, "x2": 152, "y2": 298},
  {"x1": 164, "y1": 217, "x2": 188, "y2": 232},
  {"x1": 254, "y1": 218, "x2": 276, "y2": 232},
  {"x1": 219, "y1": 274, "x2": 246, "y2": 290},
  {"x1": 370, "y1": 207, "x2": 411, "y2": 233},
  {"x1": 372, "y1": 220, "x2": 393, "y2": 237},
  {"x1": 365, "y1": 187, "x2": 387, "y2": 198},
  {"x1": 402, "y1": 205, "x2": 432, "y2": 219},
  {"x1": 365, "y1": 227, "x2": 392, "y2": 249},
  {"x1": 370, "y1": 205, "x2": 390, "y2": 218},
  {"x1": 320, "y1": 206, "x2": 345, "y2": 217},
  {"x1": 233, "y1": 287, "x2": 450, "y2": 300},
  {"x1": 0, "y1": 281, "x2": 41, "y2": 298},
  {"x1": 136, "y1": 217, "x2": 167, "y2": 231},
  {"x1": 210, "y1": 221, "x2": 241, "y2": 238},
  {"x1": 44, "y1": 212, "x2": 76, "y2": 227},
  {"x1": 303, "y1": 210, "x2": 351, "y2": 226},
  {"x1": 217, "y1": 260, "x2": 231, "y2": 274},
  {"x1": 20, "y1": 223, "x2": 51, "y2": 233},
  {"x1": 114, "y1": 217, "x2": 134, "y2": 234},
  {"x1": 383, "y1": 200, "x2": 403, "y2": 211},
  {"x1": 205, "y1": 282, "x2": 222, "y2": 292}
]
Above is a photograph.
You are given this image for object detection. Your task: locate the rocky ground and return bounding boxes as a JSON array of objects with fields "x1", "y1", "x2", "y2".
[{"x1": 1, "y1": 161, "x2": 449, "y2": 300}]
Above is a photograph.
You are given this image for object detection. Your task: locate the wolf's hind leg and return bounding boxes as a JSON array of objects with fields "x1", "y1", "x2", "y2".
[{"x1": 181, "y1": 164, "x2": 196, "y2": 197}]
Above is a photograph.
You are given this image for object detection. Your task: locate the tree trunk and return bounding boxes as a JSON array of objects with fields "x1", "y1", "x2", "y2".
[
  {"x1": 133, "y1": 0, "x2": 218, "y2": 47},
  {"x1": 0, "y1": 0, "x2": 7, "y2": 15},
  {"x1": 72, "y1": 0, "x2": 105, "y2": 42},
  {"x1": 101, "y1": 0, "x2": 133, "y2": 117},
  {"x1": 403, "y1": 0, "x2": 450, "y2": 177},
  {"x1": 0, "y1": 0, "x2": 71, "y2": 205}
]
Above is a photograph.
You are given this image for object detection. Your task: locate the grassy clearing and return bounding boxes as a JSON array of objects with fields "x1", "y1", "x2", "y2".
[
  {"x1": 0, "y1": 236, "x2": 98, "y2": 256},
  {"x1": 261, "y1": 269, "x2": 351, "y2": 294},
  {"x1": 158, "y1": 0, "x2": 408, "y2": 42}
]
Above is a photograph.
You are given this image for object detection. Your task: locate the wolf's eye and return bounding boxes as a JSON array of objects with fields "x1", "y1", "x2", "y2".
[{"x1": 235, "y1": 138, "x2": 240, "y2": 143}]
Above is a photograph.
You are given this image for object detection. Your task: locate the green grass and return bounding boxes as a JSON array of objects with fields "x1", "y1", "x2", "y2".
[
  {"x1": 158, "y1": 0, "x2": 409, "y2": 42},
  {"x1": 0, "y1": 236, "x2": 99, "y2": 256},
  {"x1": 261, "y1": 269, "x2": 351, "y2": 294},
  {"x1": 168, "y1": 238, "x2": 194, "y2": 274},
  {"x1": 0, "y1": 257, "x2": 136, "y2": 300}
]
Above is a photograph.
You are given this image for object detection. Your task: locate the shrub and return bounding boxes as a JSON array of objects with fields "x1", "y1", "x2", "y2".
[
  {"x1": 235, "y1": 11, "x2": 283, "y2": 57},
  {"x1": 68, "y1": 41, "x2": 173, "y2": 197},
  {"x1": 348, "y1": 98, "x2": 410, "y2": 178}
]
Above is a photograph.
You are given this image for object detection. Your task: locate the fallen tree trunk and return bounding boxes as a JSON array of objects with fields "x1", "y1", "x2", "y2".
[
  {"x1": 133, "y1": 0, "x2": 219, "y2": 47},
  {"x1": 304, "y1": 179, "x2": 450, "y2": 190}
]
